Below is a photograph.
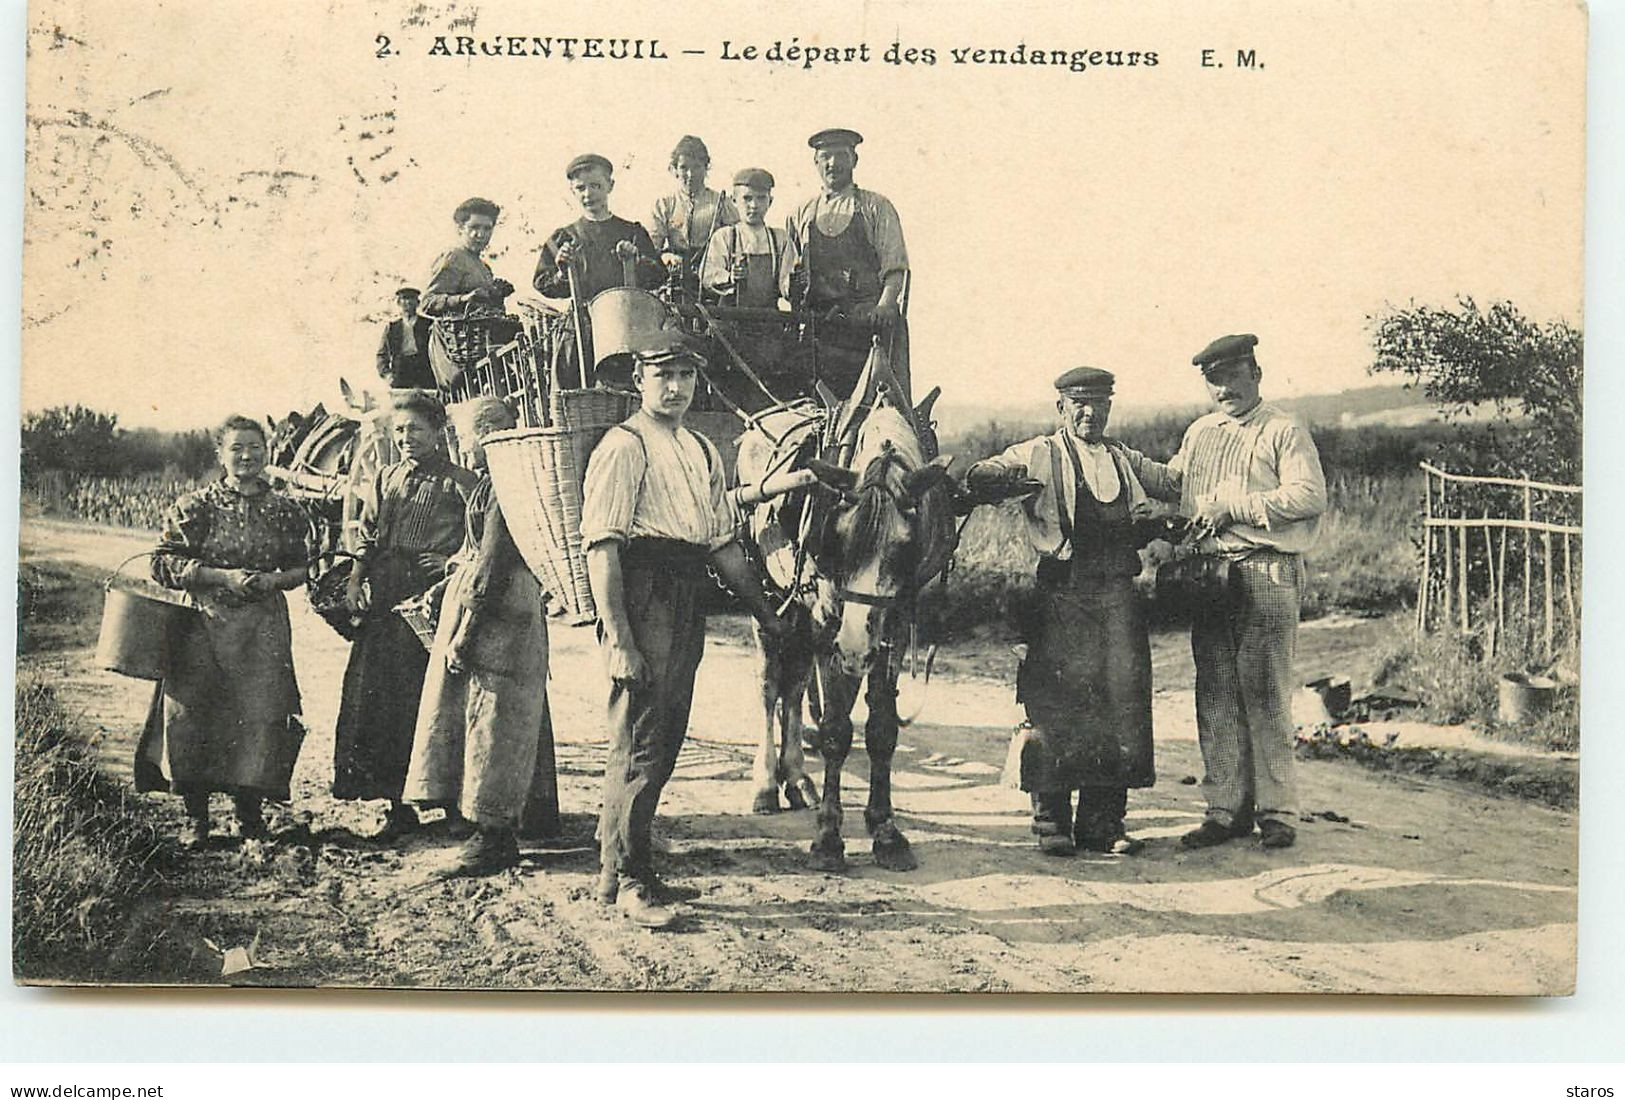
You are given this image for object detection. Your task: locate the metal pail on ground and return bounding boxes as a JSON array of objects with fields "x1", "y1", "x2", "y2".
[
  {"x1": 95, "y1": 554, "x2": 201, "y2": 680},
  {"x1": 1497, "y1": 672, "x2": 1558, "y2": 723},
  {"x1": 586, "y1": 286, "x2": 668, "y2": 370}
]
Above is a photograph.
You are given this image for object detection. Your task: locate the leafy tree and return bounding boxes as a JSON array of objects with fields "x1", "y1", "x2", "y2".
[
  {"x1": 1367, "y1": 297, "x2": 1582, "y2": 483},
  {"x1": 20, "y1": 405, "x2": 120, "y2": 478}
]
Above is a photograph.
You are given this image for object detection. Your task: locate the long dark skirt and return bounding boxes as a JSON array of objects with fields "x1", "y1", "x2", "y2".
[
  {"x1": 332, "y1": 557, "x2": 434, "y2": 802},
  {"x1": 1016, "y1": 575, "x2": 1155, "y2": 791}
]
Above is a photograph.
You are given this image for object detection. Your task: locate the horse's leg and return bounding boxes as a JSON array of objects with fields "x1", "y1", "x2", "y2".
[
  {"x1": 778, "y1": 615, "x2": 819, "y2": 811},
  {"x1": 811, "y1": 655, "x2": 858, "y2": 872},
  {"x1": 750, "y1": 623, "x2": 784, "y2": 815},
  {"x1": 864, "y1": 659, "x2": 917, "y2": 871}
]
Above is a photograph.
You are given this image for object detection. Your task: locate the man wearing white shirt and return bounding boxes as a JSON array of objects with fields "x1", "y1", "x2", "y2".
[
  {"x1": 965, "y1": 367, "x2": 1168, "y2": 856},
  {"x1": 1127, "y1": 333, "x2": 1328, "y2": 850}
]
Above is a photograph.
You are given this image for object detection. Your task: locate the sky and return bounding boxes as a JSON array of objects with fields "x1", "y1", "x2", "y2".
[{"x1": 19, "y1": 0, "x2": 1586, "y2": 430}]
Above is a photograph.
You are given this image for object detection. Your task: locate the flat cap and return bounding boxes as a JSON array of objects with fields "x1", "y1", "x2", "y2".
[
  {"x1": 632, "y1": 329, "x2": 705, "y2": 366},
  {"x1": 395, "y1": 286, "x2": 421, "y2": 298},
  {"x1": 808, "y1": 127, "x2": 863, "y2": 150},
  {"x1": 565, "y1": 153, "x2": 614, "y2": 179},
  {"x1": 732, "y1": 167, "x2": 775, "y2": 190},
  {"x1": 1053, "y1": 366, "x2": 1115, "y2": 394},
  {"x1": 670, "y1": 134, "x2": 710, "y2": 164},
  {"x1": 1192, "y1": 333, "x2": 1259, "y2": 371}
]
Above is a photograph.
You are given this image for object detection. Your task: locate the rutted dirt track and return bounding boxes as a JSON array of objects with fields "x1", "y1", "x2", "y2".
[{"x1": 20, "y1": 519, "x2": 1578, "y2": 993}]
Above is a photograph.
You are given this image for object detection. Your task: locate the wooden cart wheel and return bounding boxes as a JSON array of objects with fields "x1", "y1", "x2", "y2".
[{"x1": 340, "y1": 421, "x2": 395, "y2": 553}]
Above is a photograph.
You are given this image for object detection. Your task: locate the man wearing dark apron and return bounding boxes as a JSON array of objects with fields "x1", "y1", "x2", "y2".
[
  {"x1": 781, "y1": 128, "x2": 911, "y2": 402},
  {"x1": 966, "y1": 368, "x2": 1165, "y2": 855}
]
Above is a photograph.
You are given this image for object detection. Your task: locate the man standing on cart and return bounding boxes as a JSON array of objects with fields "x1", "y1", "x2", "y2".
[
  {"x1": 781, "y1": 128, "x2": 911, "y2": 402},
  {"x1": 533, "y1": 153, "x2": 665, "y2": 388}
]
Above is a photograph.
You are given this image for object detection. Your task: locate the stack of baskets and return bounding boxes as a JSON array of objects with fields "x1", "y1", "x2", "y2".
[{"x1": 483, "y1": 386, "x2": 639, "y2": 624}]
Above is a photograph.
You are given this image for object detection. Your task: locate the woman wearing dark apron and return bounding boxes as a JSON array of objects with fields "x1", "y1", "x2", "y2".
[{"x1": 334, "y1": 391, "x2": 476, "y2": 838}]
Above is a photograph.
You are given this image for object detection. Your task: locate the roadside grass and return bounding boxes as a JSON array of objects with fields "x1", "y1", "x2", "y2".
[
  {"x1": 1370, "y1": 624, "x2": 1580, "y2": 753},
  {"x1": 12, "y1": 674, "x2": 177, "y2": 981},
  {"x1": 17, "y1": 557, "x2": 108, "y2": 654}
]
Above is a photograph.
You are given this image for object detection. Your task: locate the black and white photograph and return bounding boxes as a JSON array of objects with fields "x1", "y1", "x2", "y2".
[{"x1": 12, "y1": 0, "x2": 1588, "y2": 996}]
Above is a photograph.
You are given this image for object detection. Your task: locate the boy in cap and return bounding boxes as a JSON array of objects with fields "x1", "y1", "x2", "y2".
[
  {"x1": 580, "y1": 333, "x2": 793, "y2": 928},
  {"x1": 964, "y1": 366, "x2": 1173, "y2": 854},
  {"x1": 699, "y1": 168, "x2": 785, "y2": 309},
  {"x1": 533, "y1": 154, "x2": 665, "y2": 384},
  {"x1": 781, "y1": 127, "x2": 912, "y2": 400},
  {"x1": 647, "y1": 135, "x2": 738, "y2": 296},
  {"x1": 1128, "y1": 334, "x2": 1327, "y2": 850}
]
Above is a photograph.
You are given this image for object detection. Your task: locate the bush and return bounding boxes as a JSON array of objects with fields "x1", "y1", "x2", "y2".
[
  {"x1": 12, "y1": 678, "x2": 175, "y2": 980},
  {"x1": 1370, "y1": 617, "x2": 1579, "y2": 751}
]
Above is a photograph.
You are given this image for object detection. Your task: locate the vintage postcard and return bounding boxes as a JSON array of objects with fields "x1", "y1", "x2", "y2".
[{"x1": 14, "y1": 0, "x2": 1584, "y2": 993}]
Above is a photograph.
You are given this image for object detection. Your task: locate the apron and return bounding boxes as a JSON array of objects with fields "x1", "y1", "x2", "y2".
[
  {"x1": 802, "y1": 200, "x2": 908, "y2": 401},
  {"x1": 1012, "y1": 441, "x2": 1155, "y2": 791},
  {"x1": 136, "y1": 590, "x2": 304, "y2": 800}
]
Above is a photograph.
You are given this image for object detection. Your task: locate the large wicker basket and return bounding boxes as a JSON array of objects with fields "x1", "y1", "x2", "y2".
[{"x1": 483, "y1": 410, "x2": 627, "y2": 624}]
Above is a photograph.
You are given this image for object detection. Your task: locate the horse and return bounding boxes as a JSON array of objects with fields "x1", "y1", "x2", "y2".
[{"x1": 736, "y1": 392, "x2": 955, "y2": 872}]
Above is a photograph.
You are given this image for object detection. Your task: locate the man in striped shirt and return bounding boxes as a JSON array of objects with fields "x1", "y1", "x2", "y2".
[{"x1": 1132, "y1": 334, "x2": 1327, "y2": 850}]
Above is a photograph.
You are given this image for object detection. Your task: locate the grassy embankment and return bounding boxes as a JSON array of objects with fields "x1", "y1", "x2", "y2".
[{"x1": 14, "y1": 559, "x2": 178, "y2": 981}]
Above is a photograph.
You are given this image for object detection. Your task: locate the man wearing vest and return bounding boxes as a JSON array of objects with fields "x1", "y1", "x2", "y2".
[
  {"x1": 375, "y1": 287, "x2": 436, "y2": 390},
  {"x1": 580, "y1": 333, "x2": 793, "y2": 929},
  {"x1": 781, "y1": 128, "x2": 912, "y2": 402},
  {"x1": 965, "y1": 367, "x2": 1170, "y2": 856},
  {"x1": 1129, "y1": 334, "x2": 1328, "y2": 851}
]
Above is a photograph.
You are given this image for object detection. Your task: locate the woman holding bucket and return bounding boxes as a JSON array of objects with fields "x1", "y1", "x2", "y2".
[
  {"x1": 333, "y1": 391, "x2": 477, "y2": 839},
  {"x1": 139, "y1": 415, "x2": 314, "y2": 848}
]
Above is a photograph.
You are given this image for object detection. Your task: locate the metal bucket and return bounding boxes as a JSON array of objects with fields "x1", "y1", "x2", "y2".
[
  {"x1": 586, "y1": 287, "x2": 668, "y2": 369},
  {"x1": 95, "y1": 554, "x2": 200, "y2": 680},
  {"x1": 1498, "y1": 673, "x2": 1557, "y2": 723}
]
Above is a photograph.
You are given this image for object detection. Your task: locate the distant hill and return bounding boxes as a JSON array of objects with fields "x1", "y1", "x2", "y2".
[{"x1": 935, "y1": 382, "x2": 1438, "y2": 439}]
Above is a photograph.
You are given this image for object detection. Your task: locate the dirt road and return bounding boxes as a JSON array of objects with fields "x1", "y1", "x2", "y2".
[{"x1": 19, "y1": 519, "x2": 1578, "y2": 993}]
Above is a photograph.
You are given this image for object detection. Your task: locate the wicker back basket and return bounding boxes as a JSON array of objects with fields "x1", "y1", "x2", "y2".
[
  {"x1": 550, "y1": 387, "x2": 638, "y2": 432},
  {"x1": 484, "y1": 413, "x2": 625, "y2": 624}
]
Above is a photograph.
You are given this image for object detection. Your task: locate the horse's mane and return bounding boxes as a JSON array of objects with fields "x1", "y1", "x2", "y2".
[
  {"x1": 840, "y1": 406, "x2": 924, "y2": 572},
  {"x1": 852, "y1": 406, "x2": 924, "y2": 474}
]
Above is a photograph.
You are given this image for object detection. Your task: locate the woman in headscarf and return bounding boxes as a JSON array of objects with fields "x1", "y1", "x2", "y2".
[
  {"x1": 646, "y1": 135, "x2": 738, "y2": 295},
  {"x1": 403, "y1": 396, "x2": 557, "y2": 875},
  {"x1": 334, "y1": 391, "x2": 476, "y2": 838},
  {"x1": 140, "y1": 415, "x2": 314, "y2": 847}
]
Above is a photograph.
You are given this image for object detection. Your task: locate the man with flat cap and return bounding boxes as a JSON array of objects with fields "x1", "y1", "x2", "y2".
[
  {"x1": 580, "y1": 331, "x2": 793, "y2": 929},
  {"x1": 781, "y1": 127, "x2": 912, "y2": 401},
  {"x1": 964, "y1": 366, "x2": 1174, "y2": 855},
  {"x1": 1130, "y1": 334, "x2": 1327, "y2": 850},
  {"x1": 375, "y1": 286, "x2": 436, "y2": 390},
  {"x1": 534, "y1": 154, "x2": 665, "y2": 386}
]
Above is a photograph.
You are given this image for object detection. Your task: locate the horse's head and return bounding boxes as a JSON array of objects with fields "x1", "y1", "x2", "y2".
[
  {"x1": 806, "y1": 406, "x2": 954, "y2": 674},
  {"x1": 266, "y1": 409, "x2": 312, "y2": 468}
]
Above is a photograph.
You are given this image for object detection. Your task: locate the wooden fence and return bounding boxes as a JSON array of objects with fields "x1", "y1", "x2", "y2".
[{"x1": 1417, "y1": 462, "x2": 1581, "y2": 660}]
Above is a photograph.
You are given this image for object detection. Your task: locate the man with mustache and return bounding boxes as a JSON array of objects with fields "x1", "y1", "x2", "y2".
[
  {"x1": 781, "y1": 127, "x2": 912, "y2": 401},
  {"x1": 1133, "y1": 333, "x2": 1328, "y2": 850}
]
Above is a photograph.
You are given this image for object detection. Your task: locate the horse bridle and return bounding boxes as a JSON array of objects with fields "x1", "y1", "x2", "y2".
[{"x1": 831, "y1": 445, "x2": 918, "y2": 610}]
